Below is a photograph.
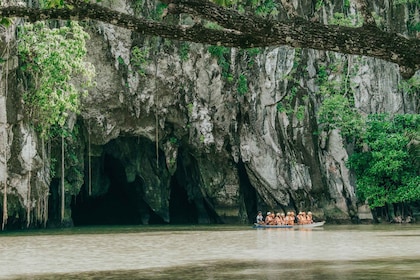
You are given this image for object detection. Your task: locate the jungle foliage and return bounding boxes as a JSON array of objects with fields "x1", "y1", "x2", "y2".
[
  {"x1": 347, "y1": 114, "x2": 420, "y2": 208},
  {"x1": 18, "y1": 21, "x2": 95, "y2": 138}
]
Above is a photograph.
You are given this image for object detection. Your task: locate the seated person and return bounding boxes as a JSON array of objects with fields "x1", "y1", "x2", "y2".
[
  {"x1": 285, "y1": 212, "x2": 291, "y2": 225},
  {"x1": 280, "y1": 213, "x2": 286, "y2": 225},
  {"x1": 306, "y1": 211, "x2": 313, "y2": 223},
  {"x1": 297, "y1": 212, "x2": 304, "y2": 225},
  {"x1": 268, "y1": 212, "x2": 277, "y2": 225},
  {"x1": 265, "y1": 212, "x2": 273, "y2": 225},
  {"x1": 274, "y1": 213, "x2": 282, "y2": 225},
  {"x1": 287, "y1": 211, "x2": 295, "y2": 225},
  {"x1": 256, "y1": 211, "x2": 264, "y2": 224}
]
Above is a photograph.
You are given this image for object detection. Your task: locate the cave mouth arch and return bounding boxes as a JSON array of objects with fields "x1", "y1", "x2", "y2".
[
  {"x1": 70, "y1": 142, "x2": 203, "y2": 226},
  {"x1": 71, "y1": 154, "x2": 144, "y2": 226},
  {"x1": 70, "y1": 137, "x2": 258, "y2": 226}
]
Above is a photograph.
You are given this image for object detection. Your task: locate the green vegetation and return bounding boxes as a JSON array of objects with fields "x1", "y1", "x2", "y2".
[
  {"x1": 347, "y1": 114, "x2": 420, "y2": 208},
  {"x1": 179, "y1": 43, "x2": 190, "y2": 61},
  {"x1": 131, "y1": 46, "x2": 149, "y2": 76},
  {"x1": 399, "y1": 75, "x2": 420, "y2": 96},
  {"x1": 18, "y1": 21, "x2": 95, "y2": 138},
  {"x1": 237, "y1": 74, "x2": 248, "y2": 95},
  {"x1": 151, "y1": 3, "x2": 168, "y2": 20},
  {"x1": 277, "y1": 85, "x2": 296, "y2": 114},
  {"x1": 187, "y1": 103, "x2": 194, "y2": 114},
  {"x1": 241, "y1": 48, "x2": 261, "y2": 68},
  {"x1": 58, "y1": 125, "x2": 85, "y2": 196},
  {"x1": 315, "y1": 55, "x2": 362, "y2": 139},
  {"x1": 169, "y1": 136, "x2": 178, "y2": 144},
  {"x1": 329, "y1": 13, "x2": 362, "y2": 27},
  {"x1": 313, "y1": 55, "x2": 419, "y2": 212},
  {"x1": 252, "y1": 0, "x2": 278, "y2": 17},
  {"x1": 132, "y1": 0, "x2": 144, "y2": 15},
  {"x1": 315, "y1": 0, "x2": 324, "y2": 11},
  {"x1": 208, "y1": 45, "x2": 232, "y2": 81},
  {"x1": 296, "y1": 105, "x2": 305, "y2": 121},
  {"x1": 0, "y1": 17, "x2": 11, "y2": 27},
  {"x1": 276, "y1": 49, "x2": 308, "y2": 120},
  {"x1": 318, "y1": 95, "x2": 363, "y2": 139}
]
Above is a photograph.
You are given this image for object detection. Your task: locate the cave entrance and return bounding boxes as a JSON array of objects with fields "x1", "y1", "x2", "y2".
[
  {"x1": 71, "y1": 154, "x2": 141, "y2": 226},
  {"x1": 169, "y1": 175, "x2": 198, "y2": 224},
  {"x1": 238, "y1": 160, "x2": 259, "y2": 223}
]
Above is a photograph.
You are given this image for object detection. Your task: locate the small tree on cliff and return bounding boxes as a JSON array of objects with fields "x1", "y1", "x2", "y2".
[
  {"x1": 347, "y1": 114, "x2": 420, "y2": 217},
  {"x1": 0, "y1": 0, "x2": 419, "y2": 78}
]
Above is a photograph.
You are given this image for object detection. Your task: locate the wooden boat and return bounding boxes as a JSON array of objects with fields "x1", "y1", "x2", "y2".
[{"x1": 253, "y1": 221, "x2": 325, "y2": 229}]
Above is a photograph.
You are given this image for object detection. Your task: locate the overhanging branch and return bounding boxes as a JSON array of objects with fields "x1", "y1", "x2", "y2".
[{"x1": 0, "y1": 0, "x2": 419, "y2": 78}]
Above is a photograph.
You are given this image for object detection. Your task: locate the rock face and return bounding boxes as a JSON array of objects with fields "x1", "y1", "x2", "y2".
[{"x1": 0, "y1": 0, "x2": 419, "y2": 228}]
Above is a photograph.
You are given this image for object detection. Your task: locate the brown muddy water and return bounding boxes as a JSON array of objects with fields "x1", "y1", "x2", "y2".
[{"x1": 1, "y1": 224, "x2": 419, "y2": 279}]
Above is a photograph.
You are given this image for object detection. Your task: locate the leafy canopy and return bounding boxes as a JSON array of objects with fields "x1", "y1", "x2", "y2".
[{"x1": 347, "y1": 114, "x2": 420, "y2": 208}]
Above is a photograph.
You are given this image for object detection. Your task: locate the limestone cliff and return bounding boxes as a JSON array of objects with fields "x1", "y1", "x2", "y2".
[{"x1": 0, "y1": 0, "x2": 418, "y2": 228}]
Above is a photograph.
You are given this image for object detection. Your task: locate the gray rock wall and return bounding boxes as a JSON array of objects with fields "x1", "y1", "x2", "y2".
[{"x1": 0, "y1": 0, "x2": 418, "y2": 228}]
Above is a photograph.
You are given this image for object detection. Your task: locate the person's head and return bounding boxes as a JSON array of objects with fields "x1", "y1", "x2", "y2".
[
  {"x1": 267, "y1": 212, "x2": 271, "y2": 216},
  {"x1": 258, "y1": 211, "x2": 262, "y2": 215}
]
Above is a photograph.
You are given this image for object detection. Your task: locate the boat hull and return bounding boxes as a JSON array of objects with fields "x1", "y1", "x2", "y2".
[{"x1": 253, "y1": 221, "x2": 325, "y2": 229}]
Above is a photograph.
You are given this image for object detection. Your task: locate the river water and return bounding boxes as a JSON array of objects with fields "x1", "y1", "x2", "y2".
[{"x1": 1, "y1": 224, "x2": 420, "y2": 279}]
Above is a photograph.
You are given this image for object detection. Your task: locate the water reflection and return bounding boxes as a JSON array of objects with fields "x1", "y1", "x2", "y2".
[{"x1": 1, "y1": 225, "x2": 420, "y2": 279}]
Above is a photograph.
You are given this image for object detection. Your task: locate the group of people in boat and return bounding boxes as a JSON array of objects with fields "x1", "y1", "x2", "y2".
[{"x1": 256, "y1": 210, "x2": 313, "y2": 226}]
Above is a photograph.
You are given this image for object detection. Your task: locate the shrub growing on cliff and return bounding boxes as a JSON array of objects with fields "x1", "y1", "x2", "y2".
[
  {"x1": 347, "y1": 114, "x2": 420, "y2": 208},
  {"x1": 317, "y1": 94, "x2": 363, "y2": 139},
  {"x1": 18, "y1": 21, "x2": 95, "y2": 138}
]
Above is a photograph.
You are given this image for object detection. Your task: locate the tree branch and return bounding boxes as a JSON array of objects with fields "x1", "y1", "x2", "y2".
[
  {"x1": 163, "y1": 0, "x2": 262, "y2": 32},
  {"x1": 1, "y1": 0, "x2": 419, "y2": 78}
]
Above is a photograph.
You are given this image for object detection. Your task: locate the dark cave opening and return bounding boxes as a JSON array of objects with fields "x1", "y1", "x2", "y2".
[
  {"x1": 70, "y1": 138, "x2": 252, "y2": 226},
  {"x1": 71, "y1": 154, "x2": 142, "y2": 226},
  {"x1": 169, "y1": 176, "x2": 198, "y2": 224},
  {"x1": 238, "y1": 160, "x2": 259, "y2": 223}
]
